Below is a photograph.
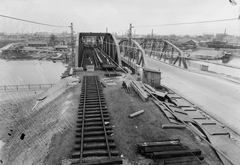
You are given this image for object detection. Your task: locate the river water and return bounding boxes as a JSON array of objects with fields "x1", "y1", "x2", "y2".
[
  {"x1": 0, "y1": 59, "x2": 66, "y2": 86},
  {"x1": 189, "y1": 55, "x2": 240, "y2": 78}
]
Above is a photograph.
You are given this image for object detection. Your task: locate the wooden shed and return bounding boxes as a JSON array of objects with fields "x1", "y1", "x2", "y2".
[{"x1": 142, "y1": 68, "x2": 161, "y2": 88}]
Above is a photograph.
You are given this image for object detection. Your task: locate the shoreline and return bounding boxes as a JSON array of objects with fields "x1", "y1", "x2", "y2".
[
  {"x1": 0, "y1": 43, "x2": 70, "y2": 62},
  {"x1": 0, "y1": 54, "x2": 68, "y2": 62},
  {"x1": 0, "y1": 76, "x2": 80, "y2": 164}
]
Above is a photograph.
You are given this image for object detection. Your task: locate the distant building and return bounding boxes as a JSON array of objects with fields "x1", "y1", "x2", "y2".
[
  {"x1": 27, "y1": 41, "x2": 48, "y2": 48},
  {"x1": 202, "y1": 34, "x2": 214, "y2": 41},
  {"x1": 177, "y1": 38, "x2": 189, "y2": 44},
  {"x1": 176, "y1": 38, "x2": 198, "y2": 49},
  {"x1": 215, "y1": 33, "x2": 226, "y2": 41},
  {"x1": 54, "y1": 45, "x2": 68, "y2": 51},
  {"x1": 34, "y1": 32, "x2": 50, "y2": 37},
  {"x1": 223, "y1": 36, "x2": 238, "y2": 44},
  {"x1": 185, "y1": 39, "x2": 198, "y2": 48}
]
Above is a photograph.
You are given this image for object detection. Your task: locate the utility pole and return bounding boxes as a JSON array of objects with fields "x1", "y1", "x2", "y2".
[
  {"x1": 151, "y1": 29, "x2": 153, "y2": 38},
  {"x1": 129, "y1": 23, "x2": 133, "y2": 39},
  {"x1": 70, "y1": 23, "x2": 74, "y2": 67},
  {"x1": 129, "y1": 23, "x2": 133, "y2": 61}
]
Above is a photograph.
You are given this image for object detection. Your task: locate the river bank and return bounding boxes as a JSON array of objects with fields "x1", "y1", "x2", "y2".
[
  {"x1": 0, "y1": 42, "x2": 70, "y2": 61},
  {"x1": 0, "y1": 39, "x2": 24, "y2": 50},
  {"x1": 0, "y1": 50, "x2": 68, "y2": 61},
  {"x1": 0, "y1": 76, "x2": 80, "y2": 165}
]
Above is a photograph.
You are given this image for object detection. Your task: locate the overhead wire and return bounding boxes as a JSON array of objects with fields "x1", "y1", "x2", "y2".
[
  {"x1": 0, "y1": 14, "x2": 69, "y2": 28},
  {"x1": 134, "y1": 17, "x2": 239, "y2": 28}
]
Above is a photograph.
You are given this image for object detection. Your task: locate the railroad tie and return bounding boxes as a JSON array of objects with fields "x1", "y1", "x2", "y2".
[{"x1": 71, "y1": 76, "x2": 122, "y2": 165}]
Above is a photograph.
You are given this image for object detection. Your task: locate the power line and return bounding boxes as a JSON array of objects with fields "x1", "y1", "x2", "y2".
[
  {"x1": 0, "y1": 14, "x2": 68, "y2": 28},
  {"x1": 134, "y1": 17, "x2": 239, "y2": 28}
]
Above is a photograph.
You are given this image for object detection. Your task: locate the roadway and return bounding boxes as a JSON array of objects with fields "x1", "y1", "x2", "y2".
[{"x1": 146, "y1": 57, "x2": 240, "y2": 135}]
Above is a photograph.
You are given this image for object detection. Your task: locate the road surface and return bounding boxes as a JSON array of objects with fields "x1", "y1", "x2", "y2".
[{"x1": 146, "y1": 57, "x2": 240, "y2": 135}]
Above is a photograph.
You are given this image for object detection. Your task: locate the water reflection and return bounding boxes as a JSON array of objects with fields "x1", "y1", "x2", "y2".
[{"x1": 0, "y1": 59, "x2": 67, "y2": 86}]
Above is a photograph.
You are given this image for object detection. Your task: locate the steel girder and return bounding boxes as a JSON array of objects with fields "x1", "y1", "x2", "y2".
[
  {"x1": 75, "y1": 32, "x2": 121, "y2": 67},
  {"x1": 138, "y1": 38, "x2": 188, "y2": 69},
  {"x1": 102, "y1": 34, "x2": 122, "y2": 66},
  {"x1": 119, "y1": 38, "x2": 148, "y2": 68}
]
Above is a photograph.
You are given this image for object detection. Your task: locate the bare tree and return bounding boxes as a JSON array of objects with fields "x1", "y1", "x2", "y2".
[{"x1": 49, "y1": 34, "x2": 57, "y2": 46}]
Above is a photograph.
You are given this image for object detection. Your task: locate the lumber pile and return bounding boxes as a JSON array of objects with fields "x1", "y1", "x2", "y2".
[
  {"x1": 131, "y1": 81, "x2": 169, "y2": 102},
  {"x1": 144, "y1": 83, "x2": 156, "y2": 93},
  {"x1": 137, "y1": 139, "x2": 204, "y2": 164},
  {"x1": 131, "y1": 81, "x2": 149, "y2": 102}
]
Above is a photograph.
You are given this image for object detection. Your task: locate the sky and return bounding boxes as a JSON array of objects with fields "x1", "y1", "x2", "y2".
[{"x1": 0, "y1": 0, "x2": 240, "y2": 36}]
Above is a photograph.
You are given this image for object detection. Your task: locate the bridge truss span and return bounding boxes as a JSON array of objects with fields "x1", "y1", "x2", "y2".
[
  {"x1": 75, "y1": 33, "x2": 121, "y2": 68},
  {"x1": 119, "y1": 38, "x2": 148, "y2": 70},
  {"x1": 135, "y1": 38, "x2": 188, "y2": 69}
]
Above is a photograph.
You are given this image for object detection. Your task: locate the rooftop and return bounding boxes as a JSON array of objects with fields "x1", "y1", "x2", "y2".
[{"x1": 27, "y1": 41, "x2": 48, "y2": 45}]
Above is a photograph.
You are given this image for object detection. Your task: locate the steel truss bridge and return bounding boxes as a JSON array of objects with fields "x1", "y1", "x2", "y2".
[{"x1": 74, "y1": 32, "x2": 189, "y2": 73}]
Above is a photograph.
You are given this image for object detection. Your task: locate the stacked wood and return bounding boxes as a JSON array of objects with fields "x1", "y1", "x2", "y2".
[
  {"x1": 154, "y1": 91, "x2": 168, "y2": 98},
  {"x1": 131, "y1": 81, "x2": 149, "y2": 102},
  {"x1": 150, "y1": 156, "x2": 204, "y2": 165},
  {"x1": 137, "y1": 139, "x2": 204, "y2": 164},
  {"x1": 144, "y1": 83, "x2": 156, "y2": 93},
  {"x1": 141, "y1": 84, "x2": 153, "y2": 96}
]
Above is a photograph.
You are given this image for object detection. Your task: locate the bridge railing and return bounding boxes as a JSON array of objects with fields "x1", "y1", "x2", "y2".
[{"x1": 0, "y1": 84, "x2": 55, "y2": 91}]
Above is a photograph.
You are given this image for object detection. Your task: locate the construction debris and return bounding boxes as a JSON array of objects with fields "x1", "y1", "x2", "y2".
[
  {"x1": 153, "y1": 87, "x2": 240, "y2": 165},
  {"x1": 154, "y1": 91, "x2": 168, "y2": 98},
  {"x1": 129, "y1": 110, "x2": 144, "y2": 118},
  {"x1": 131, "y1": 81, "x2": 148, "y2": 101},
  {"x1": 137, "y1": 139, "x2": 204, "y2": 164},
  {"x1": 162, "y1": 124, "x2": 186, "y2": 129},
  {"x1": 143, "y1": 83, "x2": 156, "y2": 93}
]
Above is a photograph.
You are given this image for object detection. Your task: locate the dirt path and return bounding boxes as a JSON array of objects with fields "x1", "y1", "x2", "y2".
[{"x1": 103, "y1": 75, "x2": 222, "y2": 165}]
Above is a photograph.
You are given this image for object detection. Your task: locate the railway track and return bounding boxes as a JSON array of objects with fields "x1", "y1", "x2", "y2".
[{"x1": 71, "y1": 76, "x2": 122, "y2": 165}]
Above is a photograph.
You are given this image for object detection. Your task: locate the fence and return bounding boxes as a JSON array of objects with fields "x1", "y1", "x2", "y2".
[{"x1": 0, "y1": 84, "x2": 55, "y2": 91}]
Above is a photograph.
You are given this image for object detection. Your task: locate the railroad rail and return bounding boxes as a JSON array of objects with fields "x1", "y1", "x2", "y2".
[
  {"x1": 79, "y1": 45, "x2": 117, "y2": 71},
  {"x1": 0, "y1": 84, "x2": 55, "y2": 91},
  {"x1": 71, "y1": 76, "x2": 122, "y2": 165}
]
